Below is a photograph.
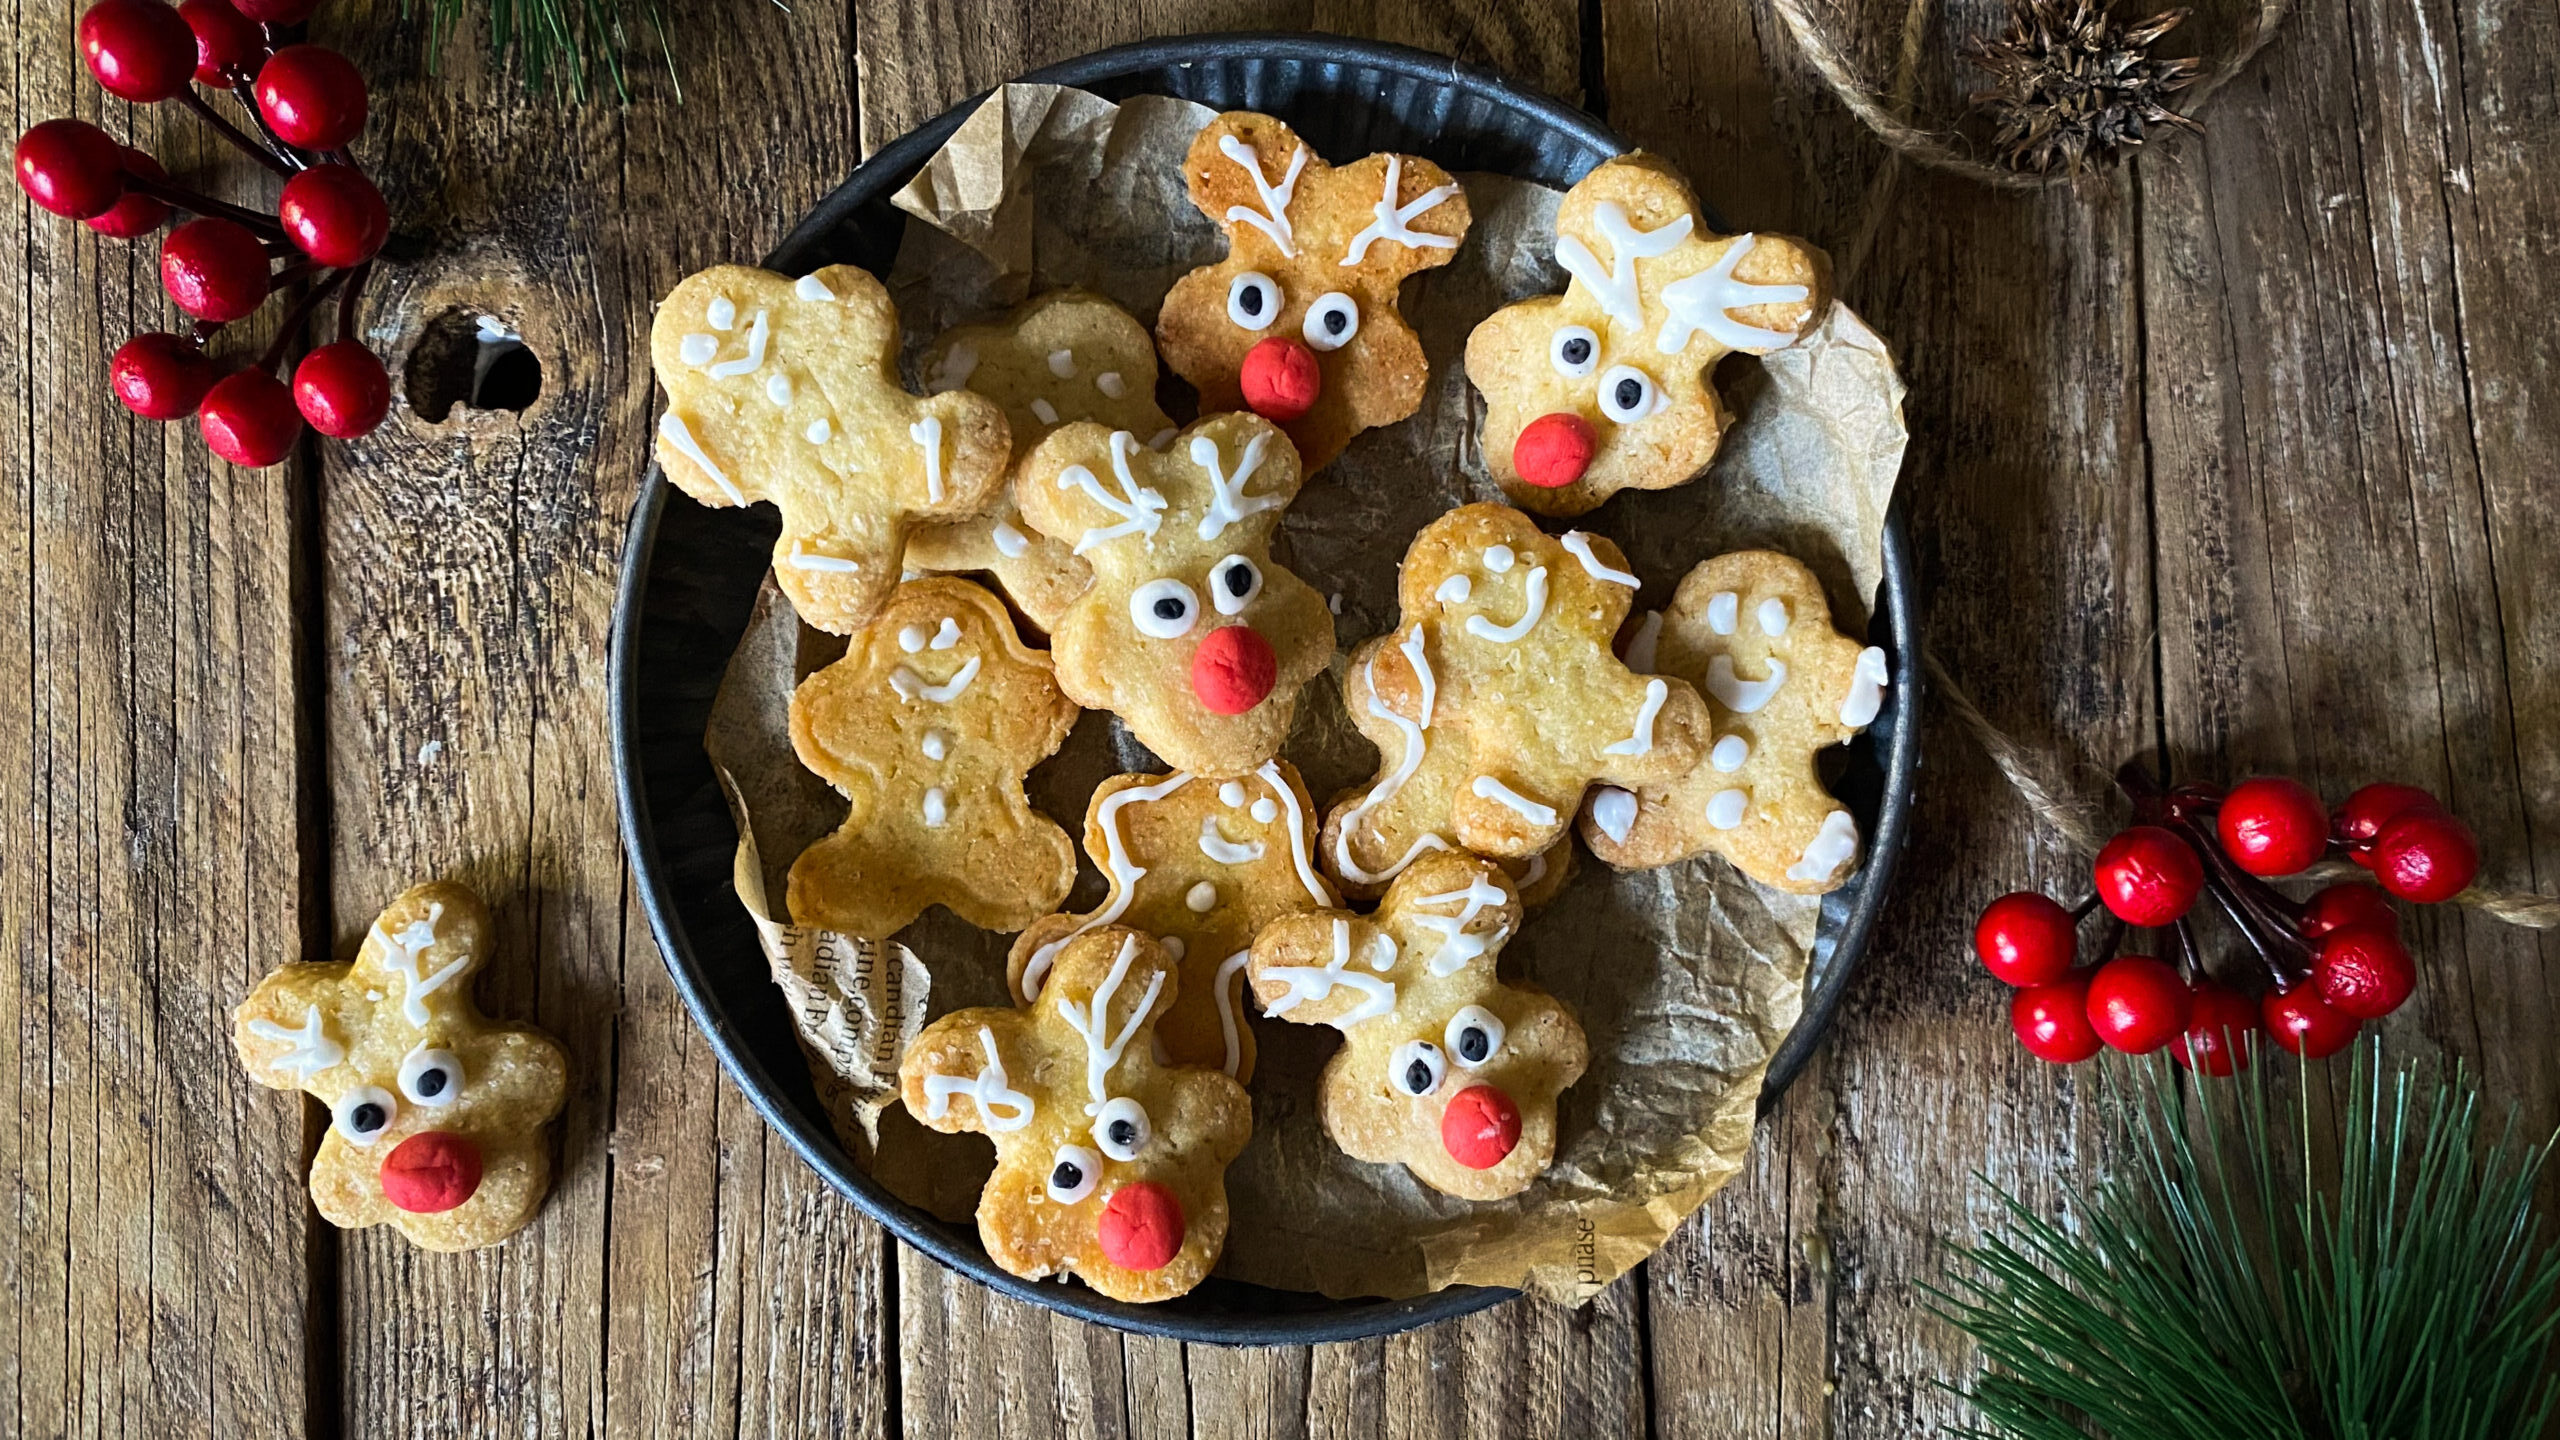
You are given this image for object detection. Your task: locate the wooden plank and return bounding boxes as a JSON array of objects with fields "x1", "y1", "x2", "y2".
[{"x1": 2, "y1": 4, "x2": 321, "y2": 1434}]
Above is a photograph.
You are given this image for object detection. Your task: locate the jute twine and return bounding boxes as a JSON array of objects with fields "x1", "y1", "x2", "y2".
[
  {"x1": 1924, "y1": 651, "x2": 2560, "y2": 930},
  {"x1": 1765, "y1": 0, "x2": 2297, "y2": 191}
]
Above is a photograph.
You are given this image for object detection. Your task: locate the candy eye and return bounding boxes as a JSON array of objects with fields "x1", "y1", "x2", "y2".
[
  {"x1": 1093, "y1": 1097, "x2": 1153, "y2": 1161},
  {"x1": 1550, "y1": 324, "x2": 1599, "y2": 378},
  {"x1": 397, "y1": 1044, "x2": 465, "y2": 1107},
  {"x1": 1227, "y1": 272, "x2": 1281, "y2": 331},
  {"x1": 332, "y1": 1085, "x2": 398, "y2": 1146},
  {"x1": 1301, "y1": 292, "x2": 1360, "y2": 351},
  {"x1": 1445, "y1": 1006, "x2": 1506, "y2": 1069},
  {"x1": 1046, "y1": 1144, "x2": 1101, "y2": 1203},
  {"x1": 1390, "y1": 1040, "x2": 1448, "y2": 1097},
  {"x1": 1209, "y1": 555, "x2": 1262, "y2": 615},
  {"x1": 1598, "y1": 365, "x2": 1660, "y2": 423},
  {"x1": 1129, "y1": 578, "x2": 1201, "y2": 639}
]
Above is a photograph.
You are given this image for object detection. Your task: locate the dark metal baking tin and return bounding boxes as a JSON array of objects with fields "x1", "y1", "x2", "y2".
[{"x1": 611, "y1": 32, "x2": 1920, "y2": 1347}]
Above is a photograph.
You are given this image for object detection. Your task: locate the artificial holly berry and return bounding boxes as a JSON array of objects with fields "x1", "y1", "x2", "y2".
[
  {"x1": 2170, "y1": 980, "x2": 2259, "y2": 1077},
  {"x1": 15, "y1": 118, "x2": 126, "y2": 219},
  {"x1": 254, "y1": 46, "x2": 369, "y2": 152},
  {"x1": 2093, "y1": 825, "x2": 2204, "y2": 927},
  {"x1": 277, "y1": 164, "x2": 387, "y2": 267},
  {"x1": 2010, "y1": 974, "x2": 2103, "y2": 1064},
  {"x1": 79, "y1": 0, "x2": 201, "y2": 104},
  {"x1": 2084, "y1": 955, "x2": 2190, "y2": 1054},
  {"x1": 2217, "y1": 775, "x2": 2328, "y2": 877},
  {"x1": 2299, "y1": 881, "x2": 2396, "y2": 939},
  {"x1": 292, "y1": 341, "x2": 390, "y2": 438},
  {"x1": 178, "y1": 0, "x2": 264, "y2": 85},
  {"x1": 160, "y1": 217, "x2": 270, "y2": 322},
  {"x1": 227, "y1": 0, "x2": 319, "y2": 23},
  {"x1": 85, "y1": 148, "x2": 171, "y2": 238},
  {"x1": 110, "y1": 333, "x2": 220, "y2": 420},
  {"x1": 2370, "y1": 807, "x2": 2479, "y2": 904},
  {"x1": 2314, "y1": 925, "x2": 2416, "y2": 1020},
  {"x1": 199, "y1": 370, "x2": 303, "y2": 466},
  {"x1": 1973, "y1": 892, "x2": 2079, "y2": 986},
  {"x1": 2263, "y1": 983, "x2": 2359, "y2": 1059},
  {"x1": 2334, "y1": 782, "x2": 2436, "y2": 862}
]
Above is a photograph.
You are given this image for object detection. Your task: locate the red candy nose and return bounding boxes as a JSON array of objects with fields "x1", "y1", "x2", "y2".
[
  {"x1": 1513, "y1": 412, "x2": 1598, "y2": 489},
  {"x1": 378, "y1": 1131, "x2": 484, "y2": 1214},
  {"x1": 1096, "y1": 1182, "x2": 1186, "y2": 1271},
  {"x1": 1239, "y1": 335, "x2": 1321, "y2": 421},
  {"x1": 1191, "y1": 624, "x2": 1278, "y2": 715},
  {"x1": 1441, "y1": 1084, "x2": 1523, "y2": 1170}
]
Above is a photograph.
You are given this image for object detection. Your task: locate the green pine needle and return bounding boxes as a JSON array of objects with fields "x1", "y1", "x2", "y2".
[
  {"x1": 411, "y1": 0, "x2": 677, "y2": 101},
  {"x1": 1932, "y1": 1044, "x2": 2560, "y2": 1439}
]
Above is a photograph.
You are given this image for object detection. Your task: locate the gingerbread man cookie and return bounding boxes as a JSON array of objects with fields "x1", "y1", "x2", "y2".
[
  {"x1": 901, "y1": 929, "x2": 1251, "y2": 1303},
  {"x1": 1465, "y1": 154, "x2": 1829, "y2": 517},
  {"x1": 1581, "y1": 551, "x2": 1889, "y2": 893},
  {"x1": 907, "y1": 290, "x2": 1176, "y2": 631},
  {"x1": 1248, "y1": 853, "x2": 1586, "y2": 1201},
  {"x1": 788, "y1": 577, "x2": 1080, "y2": 938},
  {"x1": 1016, "y1": 413, "x2": 1334, "y2": 776},
  {"x1": 1320, "y1": 503, "x2": 1713, "y2": 890},
  {"x1": 1157, "y1": 112, "x2": 1472, "y2": 473},
  {"x1": 1009, "y1": 762, "x2": 1339, "y2": 1082},
  {"x1": 650, "y1": 263, "x2": 1010, "y2": 633},
  {"x1": 233, "y1": 881, "x2": 569, "y2": 1251}
]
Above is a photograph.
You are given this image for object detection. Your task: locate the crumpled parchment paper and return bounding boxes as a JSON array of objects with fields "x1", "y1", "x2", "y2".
[{"x1": 701, "y1": 83, "x2": 1908, "y2": 1303}]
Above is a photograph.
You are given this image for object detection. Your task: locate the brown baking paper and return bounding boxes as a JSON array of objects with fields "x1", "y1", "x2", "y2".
[{"x1": 700, "y1": 83, "x2": 1908, "y2": 1304}]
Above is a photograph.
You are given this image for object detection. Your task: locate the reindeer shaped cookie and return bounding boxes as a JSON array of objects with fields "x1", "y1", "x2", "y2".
[
  {"x1": 1009, "y1": 762, "x2": 1339, "y2": 1082},
  {"x1": 1248, "y1": 853, "x2": 1586, "y2": 1201},
  {"x1": 1465, "y1": 154, "x2": 1829, "y2": 517},
  {"x1": 788, "y1": 577, "x2": 1080, "y2": 938},
  {"x1": 232, "y1": 881, "x2": 569, "y2": 1251},
  {"x1": 907, "y1": 290, "x2": 1176, "y2": 631},
  {"x1": 651, "y1": 263, "x2": 1011, "y2": 633},
  {"x1": 901, "y1": 929, "x2": 1251, "y2": 1303},
  {"x1": 1016, "y1": 413, "x2": 1334, "y2": 776},
  {"x1": 1157, "y1": 112, "x2": 1472, "y2": 473},
  {"x1": 1320, "y1": 503, "x2": 1713, "y2": 891},
  {"x1": 1581, "y1": 551, "x2": 1889, "y2": 893}
]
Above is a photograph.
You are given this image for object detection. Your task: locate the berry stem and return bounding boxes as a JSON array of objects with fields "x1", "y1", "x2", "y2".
[
  {"x1": 226, "y1": 81, "x2": 312, "y2": 170},
  {"x1": 189, "y1": 319, "x2": 224, "y2": 348},
  {"x1": 122, "y1": 171, "x2": 285, "y2": 234},
  {"x1": 176, "y1": 89, "x2": 299, "y2": 177},
  {"x1": 2090, "y1": 914, "x2": 2127, "y2": 967},
  {"x1": 334, "y1": 260, "x2": 369, "y2": 342},
  {"x1": 2070, "y1": 892, "x2": 2105, "y2": 922},
  {"x1": 2169, "y1": 917, "x2": 2204, "y2": 985},
  {"x1": 253, "y1": 267, "x2": 349, "y2": 373}
]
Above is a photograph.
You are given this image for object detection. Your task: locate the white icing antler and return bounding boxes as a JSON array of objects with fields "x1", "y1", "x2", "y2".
[
  {"x1": 373, "y1": 902, "x2": 467, "y2": 1028},
  {"x1": 921, "y1": 1026, "x2": 1035, "y2": 1132},
  {"x1": 1056, "y1": 935, "x2": 1167, "y2": 1112},
  {"x1": 1262, "y1": 918, "x2": 1398, "y2": 1028},
  {"x1": 1021, "y1": 773, "x2": 1194, "y2": 996},
  {"x1": 1656, "y1": 234, "x2": 1812, "y2": 352},
  {"x1": 1190, "y1": 429, "x2": 1283, "y2": 541},
  {"x1": 1341, "y1": 154, "x2": 1462, "y2": 265},
  {"x1": 1218, "y1": 135, "x2": 1308, "y2": 257},
  {"x1": 247, "y1": 1004, "x2": 344, "y2": 1081},
  {"x1": 1333, "y1": 624, "x2": 1452, "y2": 886},
  {"x1": 1410, "y1": 873, "x2": 1511, "y2": 977},
  {"x1": 1555, "y1": 202, "x2": 1692, "y2": 332},
  {"x1": 1056, "y1": 430, "x2": 1168, "y2": 555}
]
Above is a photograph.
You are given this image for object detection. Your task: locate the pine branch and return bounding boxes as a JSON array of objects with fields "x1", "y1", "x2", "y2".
[
  {"x1": 411, "y1": 0, "x2": 677, "y2": 101},
  {"x1": 1930, "y1": 1044, "x2": 2560, "y2": 1439}
]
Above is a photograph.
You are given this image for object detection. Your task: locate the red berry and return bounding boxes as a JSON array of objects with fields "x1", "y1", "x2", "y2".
[
  {"x1": 2299, "y1": 882, "x2": 2396, "y2": 939},
  {"x1": 109, "y1": 332, "x2": 219, "y2": 419},
  {"x1": 2085, "y1": 955, "x2": 2191, "y2": 1053},
  {"x1": 2093, "y1": 825, "x2": 2204, "y2": 927},
  {"x1": 2217, "y1": 775, "x2": 2328, "y2": 877},
  {"x1": 2334, "y1": 782, "x2": 2436, "y2": 864},
  {"x1": 1238, "y1": 335, "x2": 1321, "y2": 421},
  {"x1": 292, "y1": 341, "x2": 389, "y2": 438},
  {"x1": 276, "y1": 163, "x2": 387, "y2": 267},
  {"x1": 227, "y1": 0, "x2": 317, "y2": 23},
  {"x1": 254, "y1": 46, "x2": 368, "y2": 151},
  {"x1": 85, "y1": 148, "x2": 170, "y2": 237},
  {"x1": 2314, "y1": 925, "x2": 2417, "y2": 1020},
  {"x1": 15, "y1": 118, "x2": 126, "y2": 219},
  {"x1": 2371, "y1": 808, "x2": 2479, "y2": 904},
  {"x1": 2263, "y1": 983, "x2": 2360, "y2": 1059},
  {"x1": 160, "y1": 217, "x2": 269, "y2": 322},
  {"x1": 2171, "y1": 981, "x2": 2259, "y2": 1077},
  {"x1": 198, "y1": 369, "x2": 301, "y2": 466},
  {"x1": 79, "y1": 0, "x2": 201, "y2": 103},
  {"x1": 2010, "y1": 974, "x2": 2103, "y2": 1064},
  {"x1": 1513, "y1": 412, "x2": 1598, "y2": 488},
  {"x1": 178, "y1": 0, "x2": 264, "y2": 84},
  {"x1": 1972, "y1": 892, "x2": 2079, "y2": 986}
]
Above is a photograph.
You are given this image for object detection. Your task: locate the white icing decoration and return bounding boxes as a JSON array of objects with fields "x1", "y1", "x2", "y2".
[
  {"x1": 1199, "y1": 816, "x2": 1265, "y2": 865},
  {"x1": 678, "y1": 333, "x2": 717, "y2": 367},
  {"x1": 1185, "y1": 881, "x2": 1218, "y2": 913},
  {"x1": 928, "y1": 342, "x2": 978, "y2": 393},
  {"x1": 1254, "y1": 760, "x2": 1332, "y2": 907},
  {"x1": 706, "y1": 295, "x2": 736, "y2": 330},
  {"x1": 898, "y1": 625, "x2": 928, "y2": 653},
  {"x1": 1841, "y1": 646, "x2": 1890, "y2": 727},
  {"x1": 889, "y1": 655, "x2": 980, "y2": 704},
  {"x1": 1591, "y1": 787, "x2": 1637, "y2": 844},
  {"x1": 1057, "y1": 431, "x2": 1167, "y2": 554},
  {"x1": 766, "y1": 372, "x2": 793, "y2": 407},
  {"x1": 1146, "y1": 427, "x2": 1178, "y2": 451},
  {"x1": 1627, "y1": 609, "x2": 1664, "y2": 672},
  {"x1": 910, "y1": 417, "x2": 945, "y2": 504},
  {"x1": 921, "y1": 1026, "x2": 1034, "y2": 1132},
  {"x1": 658, "y1": 412, "x2": 744, "y2": 504},
  {"x1": 929, "y1": 618, "x2": 961, "y2": 650},
  {"x1": 1705, "y1": 789, "x2": 1749, "y2": 830},
  {"x1": 373, "y1": 903, "x2": 465, "y2": 1027},
  {"x1": 785, "y1": 539, "x2": 858, "y2": 572},
  {"x1": 1555, "y1": 201, "x2": 1693, "y2": 331},
  {"x1": 1705, "y1": 591, "x2": 1739, "y2": 635},
  {"x1": 1561, "y1": 531, "x2": 1639, "y2": 587},
  {"x1": 1161, "y1": 937, "x2": 1186, "y2": 961},
  {"x1": 1517, "y1": 850, "x2": 1549, "y2": 890},
  {"x1": 793, "y1": 272, "x2": 836, "y2": 302},
  {"x1": 1412, "y1": 874, "x2": 1511, "y2": 977},
  {"x1": 1757, "y1": 597, "x2": 1790, "y2": 636},
  {"x1": 804, "y1": 418, "x2": 832, "y2": 445},
  {"x1": 1436, "y1": 574, "x2": 1472, "y2": 604},
  {"x1": 922, "y1": 787, "x2": 949, "y2": 828},
  {"x1": 1096, "y1": 371, "x2": 1127, "y2": 399},
  {"x1": 1465, "y1": 566, "x2": 1548, "y2": 644},
  {"x1": 1029, "y1": 397, "x2": 1060, "y2": 425},
  {"x1": 247, "y1": 1005, "x2": 343, "y2": 1081},
  {"x1": 1471, "y1": 775, "x2": 1557, "y2": 827},
  {"x1": 1057, "y1": 934, "x2": 1166, "y2": 1109},
  {"x1": 1190, "y1": 429, "x2": 1281, "y2": 542},
  {"x1": 1657, "y1": 233, "x2": 1812, "y2": 352},
  {"x1": 1249, "y1": 797, "x2": 1278, "y2": 825},
  {"x1": 1332, "y1": 624, "x2": 1452, "y2": 885},
  {"x1": 1787, "y1": 810, "x2": 1860, "y2": 883},
  {"x1": 921, "y1": 729, "x2": 950, "y2": 761},
  {"x1": 1213, "y1": 950, "x2": 1252, "y2": 1078},
  {"x1": 1263, "y1": 917, "x2": 1396, "y2": 1029},
  {"x1": 1218, "y1": 781, "x2": 1247, "y2": 807},
  {"x1": 1218, "y1": 135, "x2": 1307, "y2": 257},
  {"x1": 1483, "y1": 544, "x2": 1515, "y2": 573},
  {"x1": 1021, "y1": 773, "x2": 1192, "y2": 995},
  {"x1": 1706, "y1": 655, "x2": 1787, "y2": 713},
  {"x1": 1603, "y1": 678, "x2": 1669, "y2": 756},
  {"x1": 1712, "y1": 734, "x2": 1750, "y2": 771},
  {"x1": 990, "y1": 519, "x2": 1029, "y2": 558},
  {"x1": 1046, "y1": 348, "x2": 1075, "y2": 378},
  {"x1": 707, "y1": 308, "x2": 769, "y2": 379},
  {"x1": 1341, "y1": 153, "x2": 1463, "y2": 265}
]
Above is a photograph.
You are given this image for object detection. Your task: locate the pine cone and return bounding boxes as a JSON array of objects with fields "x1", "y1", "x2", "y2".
[{"x1": 1964, "y1": 0, "x2": 2204, "y2": 177}]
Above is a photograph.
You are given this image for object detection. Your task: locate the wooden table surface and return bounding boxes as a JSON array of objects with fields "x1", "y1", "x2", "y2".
[{"x1": 7, "y1": 0, "x2": 2554, "y2": 1433}]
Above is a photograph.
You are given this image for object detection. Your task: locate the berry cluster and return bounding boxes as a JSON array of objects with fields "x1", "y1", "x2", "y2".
[
  {"x1": 1975, "y1": 765, "x2": 2480, "y2": 1074},
  {"x1": 15, "y1": 0, "x2": 390, "y2": 467}
]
